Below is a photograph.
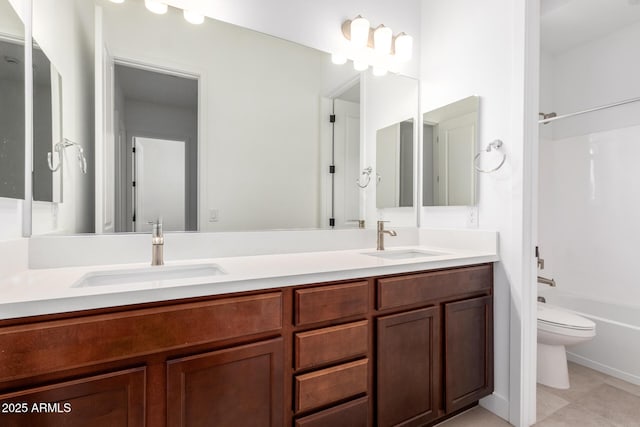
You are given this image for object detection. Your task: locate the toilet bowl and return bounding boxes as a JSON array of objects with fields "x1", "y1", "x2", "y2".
[{"x1": 537, "y1": 302, "x2": 596, "y2": 389}]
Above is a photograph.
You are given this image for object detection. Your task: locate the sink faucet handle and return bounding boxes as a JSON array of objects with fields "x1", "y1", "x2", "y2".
[{"x1": 147, "y1": 218, "x2": 163, "y2": 237}]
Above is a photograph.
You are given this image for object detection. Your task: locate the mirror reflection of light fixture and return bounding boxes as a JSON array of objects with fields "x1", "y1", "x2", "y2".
[
  {"x1": 373, "y1": 25, "x2": 392, "y2": 55},
  {"x1": 183, "y1": 10, "x2": 205, "y2": 25},
  {"x1": 145, "y1": 0, "x2": 168, "y2": 14},
  {"x1": 353, "y1": 60, "x2": 369, "y2": 71},
  {"x1": 372, "y1": 67, "x2": 388, "y2": 77},
  {"x1": 331, "y1": 53, "x2": 347, "y2": 65}
]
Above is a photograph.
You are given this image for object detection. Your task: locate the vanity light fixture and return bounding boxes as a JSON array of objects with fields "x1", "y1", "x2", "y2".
[
  {"x1": 183, "y1": 9, "x2": 205, "y2": 25},
  {"x1": 373, "y1": 25, "x2": 392, "y2": 55},
  {"x1": 393, "y1": 33, "x2": 413, "y2": 62},
  {"x1": 338, "y1": 15, "x2": 413, "y2": 73},
  {"x1": 145, "y1": 0, "x2": 168, "y2": 15},
  {"x1": 348, "y1": 15, "x2": 370, "y2": 48}
]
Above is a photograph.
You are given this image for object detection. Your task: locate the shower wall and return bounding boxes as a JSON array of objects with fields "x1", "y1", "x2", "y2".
[{"x1": 539, "y1": 20, "x2": 640, "y2": 305}]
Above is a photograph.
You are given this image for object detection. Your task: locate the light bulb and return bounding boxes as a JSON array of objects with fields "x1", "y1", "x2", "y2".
[
  {"x1": 372, "y1": 67, "x2": 388, "y2": 77},
  {"x1": 373, "y1": 25, "x2": 392, "y2": 55},
  {"x1": 183, "y1": 9, "x2": 204, "y2": 24},
  {"x1": 353, "y1": 60, "x2": 368, "y2": 71},
  {"x1": 394, "y1": 33, "x2": 413, "y2": 62},
  {"x1": 331, "y1": 53, "x2": 347, "y2": 65},
  {"x1": 350, "y1": 16, "x2": 370, "y2": 48},
  {"x1": 145, "y1": 0, "x2": 168, "y2": 14}
]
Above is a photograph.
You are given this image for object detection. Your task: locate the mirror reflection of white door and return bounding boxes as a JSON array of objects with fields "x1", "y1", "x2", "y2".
[
  {"x1": 333, "y1": 99, "x2": 360, "y2": 226},
  {"x1": 133, "y1": 137, "x2": 185, "y2": 232},
  {"x1": 435, "y1": 112, "x2": 476, "y2": 205},
  {"x1": 376, "y1": 123, "x2": 400, "y2": 208}
]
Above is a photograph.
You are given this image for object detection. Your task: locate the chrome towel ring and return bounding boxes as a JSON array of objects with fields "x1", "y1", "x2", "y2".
[{"x1": 474, "y1": 139, "x2": 506, "y2": 173}]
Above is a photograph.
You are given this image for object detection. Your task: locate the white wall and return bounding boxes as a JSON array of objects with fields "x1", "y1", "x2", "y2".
[
  {"x1": 32, "y1": 0, "x2": 95, "y2": 234},
  {"x1": 165, "y1": 0, "x2": 422, "y2": 78},
  {"x1": 421, "y1": 0, "x2": 531, "y2": 424},
  {"x1": 538, "y1": 21, "x2": 640, "y2": 305}
]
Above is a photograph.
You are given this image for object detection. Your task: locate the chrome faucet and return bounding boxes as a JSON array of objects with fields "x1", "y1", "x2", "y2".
[
  {"x1": 149, "y1": 219, "x2": 164, "y2": 266},
  {"x1": 537, "y1": 276, "x2": 556, "y2": 287},
  {"x1": 377, "y1": 221, "x2": 397, "y2": 251}
]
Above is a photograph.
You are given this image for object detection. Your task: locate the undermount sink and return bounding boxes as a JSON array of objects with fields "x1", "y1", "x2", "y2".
[
  {"x1": 363, "y1": 249, "x2": 447, "y2": 260},
  {"x1": 73, "y1": 263, "x2": 226, "y2": 288}
]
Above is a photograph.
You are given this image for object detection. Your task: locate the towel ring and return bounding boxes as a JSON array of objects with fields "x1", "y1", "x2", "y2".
[
  {"x1": 47, "y1": 138, "x2": 88, "y2": 174},
  {"x1": 356, "y1": 166, "x2": 373, "y2": 188},
  {"x1": 474, "y1": 139, "x2": 506, "y2": 173}
]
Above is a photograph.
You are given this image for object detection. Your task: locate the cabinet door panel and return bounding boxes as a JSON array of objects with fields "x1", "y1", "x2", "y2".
[
  {"x1": 167, "y1": 338, "x2": 283, "y2": 427},
  {"x1": 377, "y1": 307, "x2": 440, "y2": 427},
  {"x1": 444, "y1": 295, "x2": 493, "y2": 412},
  {"x1": 0, "y1": 367, "x2": 145, "y2": 427}
]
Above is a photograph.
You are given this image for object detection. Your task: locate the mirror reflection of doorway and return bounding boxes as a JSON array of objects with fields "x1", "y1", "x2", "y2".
[{"x1": 113, "y1": 63, "x2": 198, "y2": 232}]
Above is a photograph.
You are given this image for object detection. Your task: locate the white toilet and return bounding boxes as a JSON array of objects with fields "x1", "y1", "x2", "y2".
[{"x1": 537, "y1": 302, "x2": 596, "y2": 389}]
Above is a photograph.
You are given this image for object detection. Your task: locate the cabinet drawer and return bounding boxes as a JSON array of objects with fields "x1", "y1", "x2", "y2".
[
  {"x1": 295, "y1": 359, "x2": 368, "y2": 413},
  {"x1": 0, "y1": 292, "x2": 282, "y2": 381},
  {"x1": 295, "y1": 396, "x2": 368, "y2": 427},
  {"x1": 377, "y1": 264, "x2": 492, "y2": 310},
  {"x1": 295, "y1": 321, "x2": 368, "y2": 370},
  {"x1": 295, "y1": 281, "x2": 368, "y2": 325}
]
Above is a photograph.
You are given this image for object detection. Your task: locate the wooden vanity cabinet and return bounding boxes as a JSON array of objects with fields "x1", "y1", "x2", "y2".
[
  {"x1": 0, "y1": 263, "x2": 493, "y2": 427},
  {"x1": 375, "y1": 264, "x2": 494, "y2": 426}
]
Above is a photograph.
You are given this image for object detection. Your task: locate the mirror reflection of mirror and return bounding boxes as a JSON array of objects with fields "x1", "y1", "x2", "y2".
[
  {"x1": 33, "y1": 46, "x2": 63, "y2": 203},
  {"x1": 0, "y1": 0, "x2": 25, "y2": 200},
  {"x1": 422, "y1": 95, "x2": 478, "y2": 206},
  {"x1": 376, "y1": 119, "x2": 414, "y2": 209}
]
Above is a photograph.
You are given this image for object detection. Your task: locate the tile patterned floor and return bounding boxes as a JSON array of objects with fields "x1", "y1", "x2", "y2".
[{"x1": 437, "y1": 362, "x2": 640, "y2": 427}]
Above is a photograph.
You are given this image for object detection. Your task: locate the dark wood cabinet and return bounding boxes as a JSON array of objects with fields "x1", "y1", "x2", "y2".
[
  {"x1": 444, "y1": 295, "x2": 494, "y2": 413},
  {"x1": 376, "y1": 307, "x2": 440, "y2": 427},
  {"x1": 166, "y1": 338, "x2": 283, "y2": 427},
  {"x1": 0, "y1": 367, "x2": 145, "y2": 427},
  {"x1": 0, "y1": 263, "x2": 493, "y2": 427}
]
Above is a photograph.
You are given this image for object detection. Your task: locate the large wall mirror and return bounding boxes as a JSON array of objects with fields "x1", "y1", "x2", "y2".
[
  {"x1": 422, "y1": 96, "x2": 478, "y2": 206},
  {"x1": 29, "y1": 0, "x2": 419, "y2": 235},
  {"x1": 0, "y1": 0, "x2": 25, "y2": 200}
]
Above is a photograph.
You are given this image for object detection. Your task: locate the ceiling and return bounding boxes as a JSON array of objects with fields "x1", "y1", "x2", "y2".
[
  {"x1": 541, "y1": 0, "x2": 640, "y2": 54},
  {"x1": 115, "y1": 64, "x2": 198, "y2": 109}
]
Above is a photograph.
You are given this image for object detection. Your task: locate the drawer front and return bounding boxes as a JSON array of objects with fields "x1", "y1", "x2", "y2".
[
  {"x1": 295, "y1": 281, "x2": 369, "y2": 326},
  {"x1": 295, "y1": 359, "x2": 368, "y2": 413},
  {"x1": 295, "y1": 321, "x2": 368, "y2": 370},
  {"x1": 0, "y1": 292, "x2": 282, "y2": 382},
  {"x1": 377, "y1": 264, "x2": 492, "y2": 310},
  {"x1": 295, "y1": 396, "x2": 368, "y2": 427}
]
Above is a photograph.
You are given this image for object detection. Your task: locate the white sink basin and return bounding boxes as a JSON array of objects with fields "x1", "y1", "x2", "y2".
[
  {"x1": 73, "y1": 263, "x2": 226, "y2": 288},
  {"x1": 363, "y1": 249, "x2": 447, "y2": 260}
]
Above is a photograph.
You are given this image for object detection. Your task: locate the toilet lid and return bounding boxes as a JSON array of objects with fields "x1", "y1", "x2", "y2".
[{"x1": 537, "y1": 303, "x2": 595, "y2": 330}]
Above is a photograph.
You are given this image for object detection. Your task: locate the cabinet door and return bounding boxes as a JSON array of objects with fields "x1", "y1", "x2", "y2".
[
  {"x1": 444, "y1": 295, "x2": 493, "y2": 412},
  {"x1": 0, "y1": 367, "x2": 145, "y2": 427},
  {"x1": 167, "y1": 338, "x2": 283, "y2": 427},
  {"x1": 377, "y1": 307, "x2": 440, "y2": 427}
]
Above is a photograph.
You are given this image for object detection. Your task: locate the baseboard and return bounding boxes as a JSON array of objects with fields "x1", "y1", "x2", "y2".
[
  {"x1": 480, "y1": 392, "x2": 509, "y2": 421},
  {"x1": 567, "y1": 352, "x2": 640, "y2": 386}
]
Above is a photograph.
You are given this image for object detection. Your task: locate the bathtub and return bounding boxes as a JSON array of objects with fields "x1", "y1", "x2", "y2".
[{"x1": 538, "y1": 289, "x2": 640, "y2": 386}]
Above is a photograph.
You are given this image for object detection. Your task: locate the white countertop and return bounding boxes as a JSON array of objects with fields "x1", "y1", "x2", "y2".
[{"x1": 0, "y1": 245, "x2": 498, "y2": 320}]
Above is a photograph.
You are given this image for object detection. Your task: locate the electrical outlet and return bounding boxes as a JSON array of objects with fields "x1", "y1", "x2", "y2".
[{"x1": 209, "y1": 209, "x2": 219, "y2": 222}]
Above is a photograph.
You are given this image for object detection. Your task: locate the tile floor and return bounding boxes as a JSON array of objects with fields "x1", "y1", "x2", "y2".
[{"x1": 437, "y1": 362, "x2": 640, "y2": 427}]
